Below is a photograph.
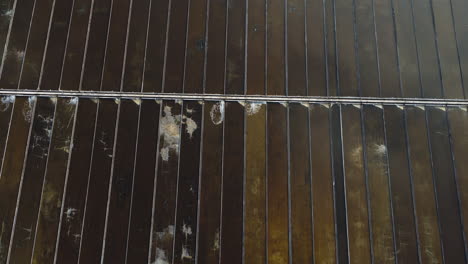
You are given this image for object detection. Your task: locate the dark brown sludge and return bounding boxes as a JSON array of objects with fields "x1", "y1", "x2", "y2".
[
  {"x1": 0, "y1": 0, "x2": 467, "y2": 261},
  {"x1": 0, "y1": 96, "x2": 464, "y2": 262}
]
